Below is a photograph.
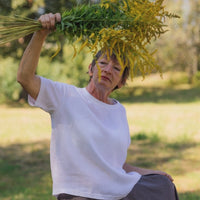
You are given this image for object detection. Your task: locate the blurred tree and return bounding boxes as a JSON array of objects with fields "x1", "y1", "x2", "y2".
[
  {"x1": 0, "y1": 0, "x2": 12, "y2": 15},
  {"x1": 44, "y1": 0, "x2": 76, "y2": 14},
  {"x1": 149, "y1": 0, "x2": 200, "y2": 83},
  {"x1": 186, "y1": 0, "x2": 200, "y2": 83},
  {"x1": 148, "y1": 0, "x2": 185, "y2": 72},
  {"x1": 65, "y1": 48, "x2": 91, "y2": 87}
]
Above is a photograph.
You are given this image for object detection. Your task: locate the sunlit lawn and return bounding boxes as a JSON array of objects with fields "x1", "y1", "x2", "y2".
[{"x1": 0, "y1": 73, "x2": 200, "y2": 199}]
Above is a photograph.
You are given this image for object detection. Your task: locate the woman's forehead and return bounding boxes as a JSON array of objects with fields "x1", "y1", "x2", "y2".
[{"x1": 99, "y1": 54, "x2": 120, "y2": 65}]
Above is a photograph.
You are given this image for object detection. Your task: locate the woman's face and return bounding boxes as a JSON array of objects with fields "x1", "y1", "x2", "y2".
[{"x1": 89, "y1": 55, "x2": 123, "y2": 91}]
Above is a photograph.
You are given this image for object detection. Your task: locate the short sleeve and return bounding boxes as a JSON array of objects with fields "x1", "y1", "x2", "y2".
[{"x1": 28, "y1": 76, "x2": 67, "y2": 113}]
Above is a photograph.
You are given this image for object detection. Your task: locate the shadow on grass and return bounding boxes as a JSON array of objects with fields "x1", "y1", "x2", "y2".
[
  {"x1": 112, "y1": 86, "x2": 200, "y2": 103},
  {"x1": 128, "y1": 132, "x2": 200, "y2": 174},
  {"x1": 0, "y1": 140, "x2": 54, "y2": 200}
]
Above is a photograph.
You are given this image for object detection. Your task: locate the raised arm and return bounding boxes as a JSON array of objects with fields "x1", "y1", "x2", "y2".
[{"x1": 17, "y1": 13, "x2": 61, "y2": 100}]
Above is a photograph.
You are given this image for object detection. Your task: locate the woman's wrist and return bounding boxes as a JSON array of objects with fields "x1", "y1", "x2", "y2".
[{"x1": 33, "y1": 29, "x2": 49, "y2": 41}]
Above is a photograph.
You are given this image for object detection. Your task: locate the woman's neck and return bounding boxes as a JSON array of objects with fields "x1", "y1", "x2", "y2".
[{"x1": 86, "y1": 82, "x2": 113, "y2": 104}]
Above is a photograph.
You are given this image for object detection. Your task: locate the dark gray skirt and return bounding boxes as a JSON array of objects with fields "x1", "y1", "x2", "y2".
[
  {"x1": 123, "y1": 174, "x2": 179, "y2": 200},
  {"x1": 57, "y1": 174, "x2": 179, "y2": 200}
]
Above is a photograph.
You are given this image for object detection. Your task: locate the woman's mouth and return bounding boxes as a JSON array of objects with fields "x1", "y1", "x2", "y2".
[{"x1": 101, "y1": 76, "x2": 111, "y2": 82}]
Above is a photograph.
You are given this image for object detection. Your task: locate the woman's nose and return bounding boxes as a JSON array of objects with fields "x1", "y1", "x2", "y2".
[{"x1": 103, "y1": 63, "x2": 113, "y2": 73}]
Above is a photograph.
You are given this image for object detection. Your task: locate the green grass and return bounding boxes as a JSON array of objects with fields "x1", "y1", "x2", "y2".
[{"x1": 0, "y1": 72, "x2": 200, "y2": 200}]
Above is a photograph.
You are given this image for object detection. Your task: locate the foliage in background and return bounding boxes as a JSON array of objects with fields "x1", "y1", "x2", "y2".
[
  {"x1": 0, "y1": 57, "x2": 21, "y2": 102},
  {"x1": 37, "y1": 45, "x2": 91, "y2": 88},
  {"x1": 149, "y1": 0, "x2": 200, "y2": 83},
  {"x1": 0, "y1": 46, "x2": 91, "y2": 103}
]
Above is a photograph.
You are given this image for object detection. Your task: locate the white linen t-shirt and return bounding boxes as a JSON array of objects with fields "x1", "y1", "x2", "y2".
[{"x1": 28, "y1": 77, "x2": 141, "y2": 200}]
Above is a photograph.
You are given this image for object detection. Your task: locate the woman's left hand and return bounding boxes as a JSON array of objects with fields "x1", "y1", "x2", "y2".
[
  {"x1": 156, "y1": 170, "x2": 174, "y2": 182},
  {"x1": 143, "y1": 169, "x2": 174, "y2": 182},
  {"x1": 123, "y1": 163, "x2": 174, "y2": 182}
]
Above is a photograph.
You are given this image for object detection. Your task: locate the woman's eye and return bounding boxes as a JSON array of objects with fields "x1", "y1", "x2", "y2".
[
  {"x1": 99, "y1": 62, "x2": 107, "y2": 65},
  {"x1": 114, "y1": 67, "x2": 120, "y2": 71}
]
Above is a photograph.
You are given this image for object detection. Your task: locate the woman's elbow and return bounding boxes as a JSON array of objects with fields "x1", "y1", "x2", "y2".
[
  {"x1": 17, "y1": 70, "x2": 25, "y2": 85},
  {"x1": 17, "y1": 69, "x2": 30, "y2": 87}
]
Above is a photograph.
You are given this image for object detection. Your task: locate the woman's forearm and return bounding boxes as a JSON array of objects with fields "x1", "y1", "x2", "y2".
[
  {"x1": 17, "y1": 31, "x2": 48, "y2": 84},
  {"x1": 17, "y1": 13, "x2": 61, "y2": 99}
]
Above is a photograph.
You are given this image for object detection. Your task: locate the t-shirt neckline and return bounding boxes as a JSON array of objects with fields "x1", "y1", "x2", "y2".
[{"x1": 79, "y1": 88, "x2": 119, "y2": 108}]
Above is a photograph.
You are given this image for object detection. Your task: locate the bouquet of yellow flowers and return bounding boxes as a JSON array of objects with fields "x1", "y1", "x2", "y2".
[{"x1": 0, "y1": 0, "x2": 179, "y2": 79}]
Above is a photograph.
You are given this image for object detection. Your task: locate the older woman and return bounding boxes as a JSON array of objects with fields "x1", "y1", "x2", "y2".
[{"x1": 17, "y1": 13, "x2": 179, "y2": 200}]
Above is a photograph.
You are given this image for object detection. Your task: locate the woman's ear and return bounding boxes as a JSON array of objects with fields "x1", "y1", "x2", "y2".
[
  {"x1": 117, "y1": 81, "x2": 123, "y2": 89},
  {"x1": 117, "y1": 76, "x2": 127, "y2": 89},
  {"x1": 88, "y1": 64, "x2": 93, "y2": 76}
]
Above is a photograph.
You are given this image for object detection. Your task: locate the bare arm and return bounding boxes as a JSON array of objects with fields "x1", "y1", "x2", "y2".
[
  {"x1": 123, "y1": 162, "x2": 174, "y2": 182},
  {"x1": 17, "y1": 13, "x2": 61, "y2": 100}
]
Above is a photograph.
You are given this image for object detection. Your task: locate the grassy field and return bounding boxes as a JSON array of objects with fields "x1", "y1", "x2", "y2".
[{"x1": 0, "y1": 73, "x2": 200, "y2": 200}]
